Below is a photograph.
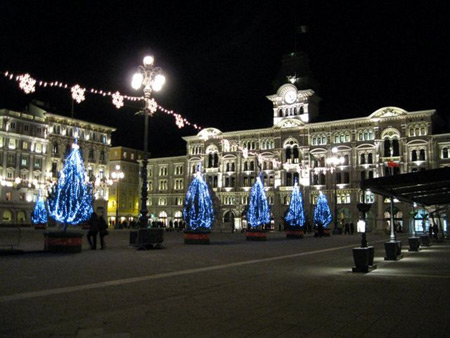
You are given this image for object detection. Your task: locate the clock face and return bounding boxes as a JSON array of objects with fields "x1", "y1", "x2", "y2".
[{"x1": 284, "y1": 90, "x2": 296, "y2": 104}]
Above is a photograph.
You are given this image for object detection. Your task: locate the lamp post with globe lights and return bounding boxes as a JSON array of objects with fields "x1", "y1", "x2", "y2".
[
  {"x1": 110, "y1": 165, "x2": 124, "y2": 227},
  {"x1": 326, "y1": 147, "x2": 345, "y2": 234},
  {"x1": 131, "y1": 55, "x2": 166, "y2": 228}
]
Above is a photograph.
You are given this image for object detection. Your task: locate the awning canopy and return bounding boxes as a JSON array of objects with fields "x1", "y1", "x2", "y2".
[{"x1": 360, "y1": 167, "x2": 450, "y2": 206}]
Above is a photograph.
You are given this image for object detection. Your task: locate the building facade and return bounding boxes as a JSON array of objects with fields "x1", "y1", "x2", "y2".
[
  {"x1": 144, "y1": 65, "x2": 450, "y2": 234},
  {"x1": 0, "y1": 102, "x2": 116, "y2": 224},
  {"x1": 108, "y1": 146, "x2": 143, "y2": 227}
]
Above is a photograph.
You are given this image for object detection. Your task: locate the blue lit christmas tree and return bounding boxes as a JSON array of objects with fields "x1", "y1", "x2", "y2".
[
  {"x1": 183, "y1": 171, "x2": 214, "y2": 231},
  {"x1": 313, "y1": 192, "x2": 333, "y2": 228},
  {"x1": 247, "y1": 175, "x2": 270, "y2": 228},
  {"x1": 31, "y1": 191, "x2": 48, "y2": 225},
  {"x1": 284, "y1": 179, "x2": 305, "y2": 228},
  {"x1": 47, "y1": 139, "x2": 93, "y2": 231}
]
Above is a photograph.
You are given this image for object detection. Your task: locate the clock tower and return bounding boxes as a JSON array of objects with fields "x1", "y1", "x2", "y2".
[{"x1": 267, "y1": 52, "x2": 320, "y2": 126}]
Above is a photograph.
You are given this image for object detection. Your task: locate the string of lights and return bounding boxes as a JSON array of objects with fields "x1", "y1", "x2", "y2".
[{"x1": 3, "y1": 71, "x2": 202, "y2": 130}]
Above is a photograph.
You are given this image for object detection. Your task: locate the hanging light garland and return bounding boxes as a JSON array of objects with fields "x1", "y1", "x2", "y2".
[{"x1": 3, "y1": 70, "x2": 202, "y2": 131}]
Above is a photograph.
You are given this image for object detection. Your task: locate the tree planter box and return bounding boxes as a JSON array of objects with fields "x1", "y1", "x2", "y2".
[
  {"x1": 352, "y1": 246, "x2": 376, "y2": 273},
  {"x1": 246, "y1": 229, "x2": 267, "y2": 241},
  {"x1": 34, "y1": 224, "x2": 47, "y2": 230},
  {"x1": 285, "y1": 229, "x2": 304, "y2": 239},
  {"x1": 314, "y1": 228, "x2": 331, "y2": 237},
  {"x1": 420, "y1": 235, "x2": 431, "y2": 247},
  {"x1": 44, "y1": 231, "x2": 83, "y2": 253},
  {"x1": 408, "y1": 237, "x2": 421, "y2": 251},
  {"x1": 184, "y1": 230, "x2": 211, "y2": 245},
  {"x1": 130, "y1": 228, "x2": 164, "y2": 249},
  {"x1": 384, "y1": 241, "x2": 403, "y2": 260}
]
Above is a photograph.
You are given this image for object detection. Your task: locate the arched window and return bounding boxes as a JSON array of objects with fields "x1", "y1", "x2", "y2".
[
  {"x1": 443, "y1": 148, "x2": 449, "y2": 159},
  {"x1": 368, "y1": 153, "x2": 373, "y2": 164},
  {"x1": 419, "y1": 149, "x2": 425, "y2": 161},
  {"x1": 411, "y1": 150, "x2": 417, "y2": 161},
  {"x1": 384, "y1": 139, "x2": 391, "y2": 157},
  {"x1": 52, "y1": 142, "x2": 59, "y2": 156},
  {"x1": 392, "y1": 139, "x2": 399, "y2": 156},
  {"x1": 360, "y1": 154, "x2": 366, "y2": 165}
]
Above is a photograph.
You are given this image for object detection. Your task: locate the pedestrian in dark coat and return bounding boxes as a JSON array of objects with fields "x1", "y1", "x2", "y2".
[
  {"x1": 98, "y1": 215, "x2": 108, "y2": 249},
  {"x1": 87, "y1": 212, "x2": 99, "y2": 249}
]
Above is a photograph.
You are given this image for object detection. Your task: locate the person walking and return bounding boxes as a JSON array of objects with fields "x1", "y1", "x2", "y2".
[
  {"x1": 344, "y1": 223, "x2": 350, "y2": 235},
  {"x1": 87, "y1": 212, "x2": 99, "y2": 250},
  {"x1": 350, "y1": 222, "x2": 355, "y2": 235},
  {"x1": 98, "y1": 214, "x2": 108, "y2": 250}
]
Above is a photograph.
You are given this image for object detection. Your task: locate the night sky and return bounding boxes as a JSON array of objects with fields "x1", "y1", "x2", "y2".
[{"x1": 1, "y1": 1, "x2": 449, "y2": 157}]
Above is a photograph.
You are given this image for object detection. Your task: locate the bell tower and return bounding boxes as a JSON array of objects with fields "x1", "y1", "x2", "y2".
[{"x1": 267, "y1": 52, "x2": 320, "y2": 126}]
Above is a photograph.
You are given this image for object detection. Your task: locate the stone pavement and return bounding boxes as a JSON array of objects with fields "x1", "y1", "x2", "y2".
[{"x1": 1, "y1": 228, "x2": 449, "y2": 337}]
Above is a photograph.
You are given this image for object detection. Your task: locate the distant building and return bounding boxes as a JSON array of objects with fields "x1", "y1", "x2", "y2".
[
  {"x1": 0, "y1": 102, "x2": 115, "y2": 224},
  {"x1": 143, "y1": 53, "x2": 450, "y2": 234},
  {"x1": 108, "y1": 146, "x2": 143, "y2": 227}
]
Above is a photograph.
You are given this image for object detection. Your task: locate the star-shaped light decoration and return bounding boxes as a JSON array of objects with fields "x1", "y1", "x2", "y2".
[
  {"x1": 18, "y1": 74, "x2": 36, "y2": 94},
  {"x1": 175, "y1": 114, "x2": 184, "y2": 129},
  {"x1": 112, "y1": 91, "x2": 124, "y2": 109},
  {"x1": 71, "y1": 84, "x2": 86, "y2": 103},
  {"x1": 146, "y1": 98, "x2": 158, "y2": 116}
]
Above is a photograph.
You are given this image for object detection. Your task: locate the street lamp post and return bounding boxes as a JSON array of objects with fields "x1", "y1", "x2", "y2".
[
  {"x1": 111, "y1": 165, "x2": 124, "y2": 227},
  {"x1": 326, "y1": 147, "x2": 344, "y2": 235},
  {"x1": 131, "y1": 56, "x2": 166, "y2": 228}
]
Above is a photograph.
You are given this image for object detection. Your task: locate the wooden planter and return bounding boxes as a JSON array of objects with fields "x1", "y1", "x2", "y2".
[
  {"x1": 246, "y1": 229, "x2": 267, "y2": 241},
  {"x1": 285, "y1": 229, "x2": 304, "y2": 239},
  {"x1": 43, "y1": 231, "x2": 83, "y2": 253},
  {"x1": 184, "y1": 230, "x2": 211, "y2": 245}
]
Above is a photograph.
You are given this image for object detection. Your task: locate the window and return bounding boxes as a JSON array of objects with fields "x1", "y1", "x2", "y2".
[
  {"x1": 159, "y1": 180, "x2": 168, "y2": 190},
  {"x1": 52, "y1": 142, "x2": 59, "y2": 156},
  {"x1": 8, "y1": 138, "x2": 16, "y2": 149},
  {"x1": 20, "y1": 156, "x2": 28, "y2": 167},
  {"x1": 419, "y1": 149, "x2": 426, "y2": 161},
  {"x1": 337, "y1": 193, "x2": 351, "y2": 204},
  {"x1": 443, "y1": 148, "x2": 449, "y2": 159},
  {"x1": 334, "y1": 131, "x2": 351, "y2": 144},
  {"x1": 358, "y1": 130, "x2": 374, "y2": 141},
  {"x1": 159, "y1": 167, "x2": 168, "y2": 176},
  {"x1": 363, "y1": 191, "x2": 375, "y2": 203}
]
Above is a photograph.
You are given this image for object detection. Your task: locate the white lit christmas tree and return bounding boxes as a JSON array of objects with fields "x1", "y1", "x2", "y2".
[
  {"x1": 313, "y1": 192, "x2": 333, "y2": 228},
  {"x1": 284, "y1": 179, "x2": 305, "y2": 228},
  {"x1": 183, "y1": 170, "x2": 214, "y2": 231},
  {"x1": 247, "y1": 175, "x2": 270, "y2": 228},
  {"x1": 47, "y1": 136, "x2": 93, "y2": 231},
  {"x1": 31, "y1": 191, "x2": 48, "y2": 225}
]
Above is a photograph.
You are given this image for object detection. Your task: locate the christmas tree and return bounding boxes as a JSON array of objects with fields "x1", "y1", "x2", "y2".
[
  {"x1": 247, "y1": 175, "x2": 270, "y2": 228},
  {"x1": 284, "y1": 180, "x2": 305, "y2": 228},
  {"x1": 183, "y1": 171, "x2": 214, "y2": 231},
  {"x1": 31, "y1": 191, "x2": 48, "y2": 225},
  {"x1": 47, "y1": 139, "x2": 93, "y2": 231},
  {"x1": 313, "y1": 192, "x2": 333, "y2": 228}
]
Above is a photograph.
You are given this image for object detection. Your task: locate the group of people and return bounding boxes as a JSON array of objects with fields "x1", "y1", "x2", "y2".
[
  {"x1": 343, "y1": 222, "x2": 355, "y2": 235},
  {"x1": 87, "y1": 212, "x2": 108, "y2": 250}
]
